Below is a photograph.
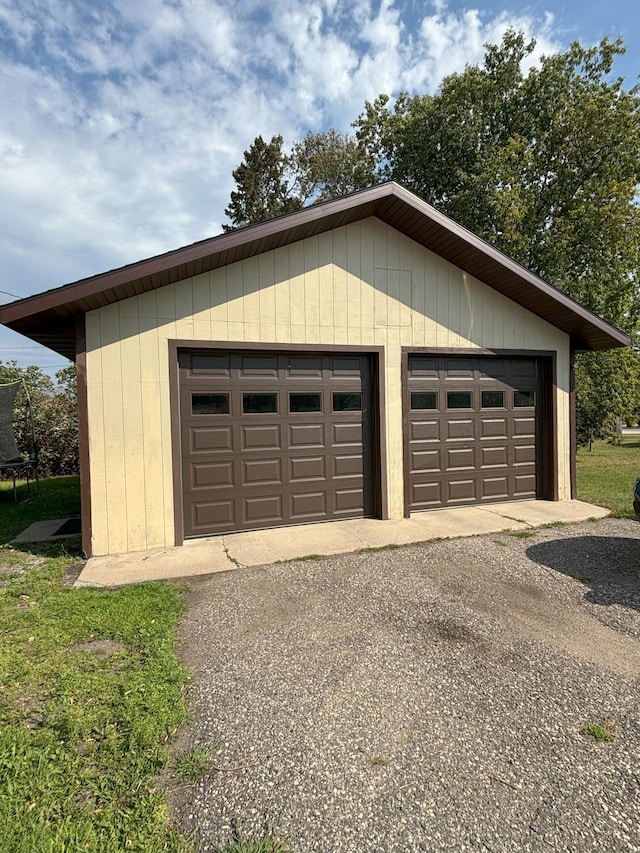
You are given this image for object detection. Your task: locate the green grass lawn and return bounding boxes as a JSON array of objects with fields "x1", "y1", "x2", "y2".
[
  {"x1": 0, "y1": 476, "x2": 194, "y2": 852},
  {"x1": 576, "y1": 435, "x2": 640, "y2": 518},
  {"x1": 0, "y1": 547, "x2": 193, "y2": 853}
]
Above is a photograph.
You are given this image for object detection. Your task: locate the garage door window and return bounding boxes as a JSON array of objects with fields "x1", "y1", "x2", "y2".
[
  {"x1": 243, "y1": 393, "x2": 278, "y2": 414},
  {"x1": 447, "y1": 391, "x2": 472, "y2": 409},
  {"x1": 481, "y1": 390, "x2": 504, "y2": 408},
  {"x1": 514, "y1": 390, "x2": 536, "y2": 407},
  {"x1": 289, "y1": 393, "x2": 322, "y2": 413},
  {"x1": 191, "y1": 393, "x2": 230, "y2": 415},
  {"x1": 333, "y1": 392, "x2": 362, "y2": 411},
  {"x1": 411, "y1": 391, "x2": 437, "y2": 410}
]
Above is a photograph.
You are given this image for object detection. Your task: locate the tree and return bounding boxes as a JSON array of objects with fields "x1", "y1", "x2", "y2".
[
  {"x1": 355, "y1": 32, "x2": 640, "y2": 438},
  {"x1": 223, "y1": 135, "x2": 302, "y2": 231},
  {"x1": 40, "y1": 365, "x2": 79, "y2": 476},
  {"x1": 224, "y1": 35, "x2": 640, "y2": 434},
  {"x1": 575, "y1": 348, "x2": 640, "y2": 447},
  {"x1": 0, "y1": 361, "x2": 79, "y2": 477},
  {"x1": 355, "y1": 33, "x2": 640, "y2": 319},
  {"x1": 291, "y1": 129, "x2": 375, "y2": 203},
  {"x1": 223, "y1": 130, "x2": 374, "y2": 230}
]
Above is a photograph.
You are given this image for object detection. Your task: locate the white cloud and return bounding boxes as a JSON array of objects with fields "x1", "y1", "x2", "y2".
[
  {"x1": 0, "y1": 0, "x2": 35, "y2": 46},
  {"x1": 362, "y1": 0, "x2": 402, "y2": 50},
  {"x1": 0, "y1": 0, "x2": 573, "y2": 368}
]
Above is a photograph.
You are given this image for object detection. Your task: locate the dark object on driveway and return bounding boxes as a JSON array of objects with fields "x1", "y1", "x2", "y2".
[{"x1": 634, "y1": 476, "x2": 640, "y2": 520}]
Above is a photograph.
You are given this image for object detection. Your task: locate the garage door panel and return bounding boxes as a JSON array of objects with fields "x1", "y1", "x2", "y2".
[
  {"x1": 181, "y1": 350, "x2": 375, "y2": 536},
  {"x1": 193, "y1": 499, "x2": 235, "y2": 531},
  {"x1": 240, "y1": 354, "x2": 279, "y2": 376},
  {"x1": 480, "y1": 418, "x2": 508, "y2": 439},
  {"x1": 478, "y1": 359, "x2": 506, "y2": 379},
  {"x1": 332, "y1": 422, "x2": 363, "y2": 446},
  {"x1": 330, "y1": 357, "x2": 363, "y2": 377},
  {"x1": 191, "y1": 426, "x2": 233, "y2": 452},
  {"x1": 481, "y1": 446, "x2": 509, "y2": 468},
  {"x1": 333, "y1": 454, "x2": 363, "y2": 477},
  {"x1": 444, "y1": 358, "x2": 474, "y2": 377},
  {"x1": 514, "y1": 444, "x2": 535, "y2": 464},
  {"x1": 289, "y1": 423, "x2": 325, "y2": 447},
  {"x1": 192, "y1": 461, "x2": 234, "y2": 489},
  {"x1": 412, "y1": 481, "x2": 441, "y2": 506},
  {"x1": 242, "y1": 458, "x2": 282, "y2": 485},
  {"x1": 290, "y1": 491, "x2": 327, "y2": 519},
  {"x1": 411, "y1": 449, "x2": 441, "y2": 472},
  {"x1": 334, "y1": 488, "x2": 365, "y2": 512},
  {"x1": 445, "y1": 419, "x2": 475, "y2": 440},
  {"x1": 241, "y1": 424, "x2": 281, "y2": 450},
  {"x1": 447, "y1": 479, "x2": 477, "y2": 502},
  {"x1": 512, "y1": 360, "x2": 537, "y2": 380},
  {"x1": 481, "y1": 477, "x2": 509, "y2": 498},
  {"x1": 286, "y1": 356, "x2": 323, "y2": 377},
  {"x1": 410, "y1": 420, "x2": 440, "y2": 441},
  {"x1": 514, "y1": 473, "x2": 536, "y2": 495},
  {"x1": 243, "y1": 495, "x2": 284, "y2": 524},
  {"x1": 446, "y1": 447, "x2": 475, "y2": 470},
  {"x1": 513, "y1": 417, "x2": 535, "y2": 437},
  {"x1": 290, "y1": 456, "x2": 326, "y2": 481},
  {"x1": 189, "y1": 352, "x2": 231, "y2": 376},
  {"x1": 407, "y1": 355, "x2": 542, "y2": 510},
  {"x1": 409, "y1": 356, "x2": 438, "y2": 377}
]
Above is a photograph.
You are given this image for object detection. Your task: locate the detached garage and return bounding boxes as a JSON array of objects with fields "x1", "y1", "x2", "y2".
[{"x1": 0, "y1": 182, "x2": 628, "y2": 557}]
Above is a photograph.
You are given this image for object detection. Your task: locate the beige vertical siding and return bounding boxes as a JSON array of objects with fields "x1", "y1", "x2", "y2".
[{"x1": 85, "y1": 218, "x2": 571, "y2": 556}]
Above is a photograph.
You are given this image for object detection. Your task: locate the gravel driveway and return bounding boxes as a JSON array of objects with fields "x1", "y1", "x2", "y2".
[{"x1": 170, "y1": 517, "x2": 640, "y2": 852}]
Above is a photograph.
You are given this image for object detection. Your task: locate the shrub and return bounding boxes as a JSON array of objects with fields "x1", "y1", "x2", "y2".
[{"x1": 0, "y1": 361, "x2": 78, "y2": 477}]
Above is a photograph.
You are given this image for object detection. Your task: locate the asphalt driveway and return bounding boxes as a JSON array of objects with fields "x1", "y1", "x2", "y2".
[{"x1": 171, "y1": 517, "x2": 640, "y2": 852}]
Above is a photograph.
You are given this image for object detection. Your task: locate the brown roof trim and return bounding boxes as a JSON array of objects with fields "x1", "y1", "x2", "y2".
[{"x1": 0, "y1": 182, "x2": 629, "y2": 359}]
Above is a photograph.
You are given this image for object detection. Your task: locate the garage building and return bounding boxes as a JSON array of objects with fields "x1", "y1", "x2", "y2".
[{"x1": 0, "y1": 183, "x2": 628, "y2": 557}]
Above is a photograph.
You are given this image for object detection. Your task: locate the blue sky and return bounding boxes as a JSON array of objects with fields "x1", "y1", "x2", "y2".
[{"x1": 0, "y1": 0, "x2": 637, "y2": 374}]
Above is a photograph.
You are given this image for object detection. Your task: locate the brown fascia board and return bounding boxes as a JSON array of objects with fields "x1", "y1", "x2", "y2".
[{"x1": 0, "y1": 182, "x2": 629, "y2": 358}]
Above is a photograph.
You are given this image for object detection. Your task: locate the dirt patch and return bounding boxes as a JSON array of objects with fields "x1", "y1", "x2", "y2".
[
  {"x1": 419, "y1": 552, "x2": 640, "y2": 680},
  {"x1": 0, "y1": 549, "x2": 43, "y2": 581},
  {"x1": 68, "y1": 639, "x2": 125, "y2": 659},
  {"x1": 62, "y1": 561, "x2": 86, "y2": 586}
]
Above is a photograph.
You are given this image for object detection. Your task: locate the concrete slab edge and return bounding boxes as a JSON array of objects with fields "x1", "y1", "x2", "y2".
[{"x1": 73, "y1": 500, "x2": 611, "y2": 588}]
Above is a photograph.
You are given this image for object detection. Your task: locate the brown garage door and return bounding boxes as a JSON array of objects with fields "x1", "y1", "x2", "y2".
[
  {"x1": 179, "y1": 350, "x2": 375, "y2": 536},
  {"x1": 406, "y1": 355, "x2": 542, "y2": 510}
]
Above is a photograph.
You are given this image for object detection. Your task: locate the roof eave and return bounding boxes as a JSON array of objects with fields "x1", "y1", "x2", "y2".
[{"x1": 0, "y1": 182, "x2": 629, "y2": 357}]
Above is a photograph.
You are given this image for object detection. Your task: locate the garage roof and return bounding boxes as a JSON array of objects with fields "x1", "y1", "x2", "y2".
[{"x1": 0, "y1": 182, "x2": 629, "y2": 359}]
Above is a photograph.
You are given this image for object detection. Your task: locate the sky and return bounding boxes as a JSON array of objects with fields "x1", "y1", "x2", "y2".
[{"x1": 0, "y1": 0, "x2": 637, "y2": 376}]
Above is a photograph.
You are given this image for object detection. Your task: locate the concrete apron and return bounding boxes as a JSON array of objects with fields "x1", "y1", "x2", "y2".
[{"x1": 74, "y1": 499, "x2": 610, "y2": 588}]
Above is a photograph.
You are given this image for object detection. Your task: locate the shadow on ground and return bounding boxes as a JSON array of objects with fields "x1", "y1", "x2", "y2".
[
  {"x1": 7, "y1": 537, "x2": 84, "y2": 559},
  {"x1": 527, "y1": 536, "x2": 640, "y2": 610}
]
